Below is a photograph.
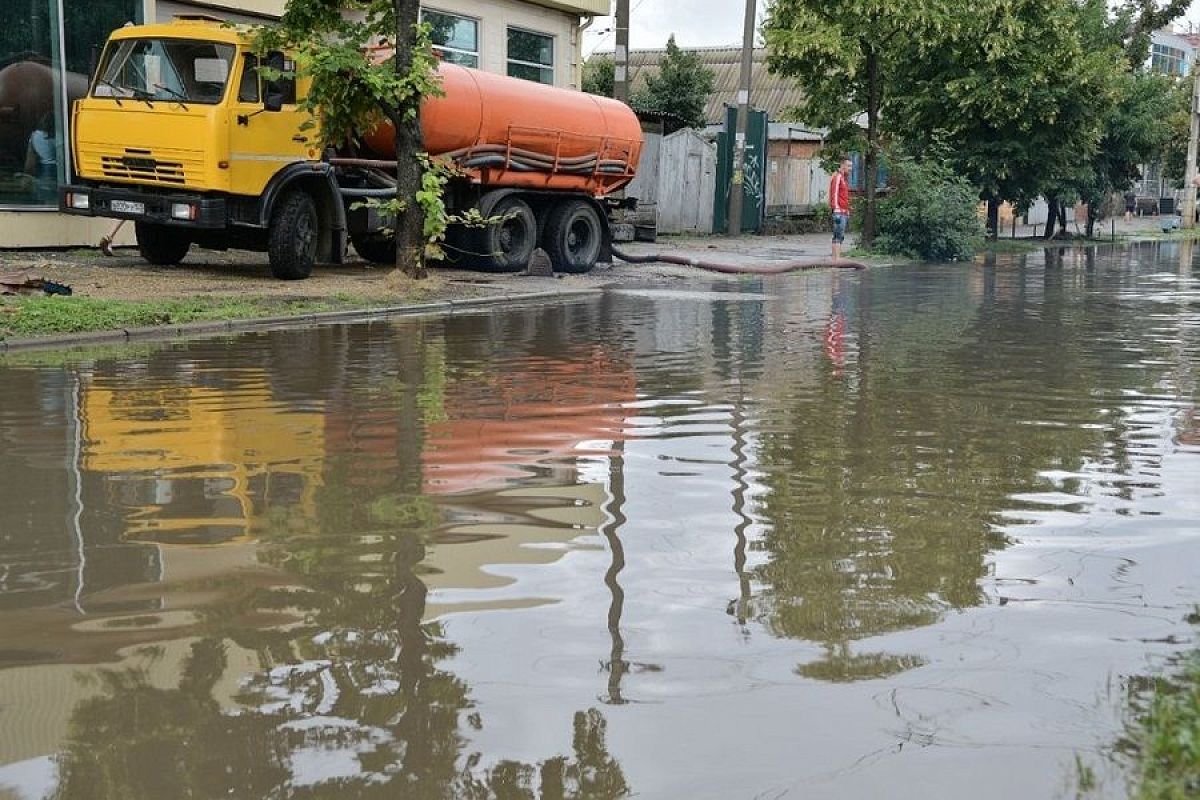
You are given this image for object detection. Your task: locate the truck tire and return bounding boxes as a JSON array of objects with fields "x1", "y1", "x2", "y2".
[
  {"x1": 135, "y1": 222, "x2": 190, "y2": 266},
  {"x1": 477, "y1": 195, "x2": 536, "y2": 272},
  {"x1": 351, "y1": 232, "x2": 395, "y2": 265},
  {"x1": 542, "y1": 199, "x2": 603, "y2": 274},
  {"x1": 268, "y1": 191, "x2": 317, "y2": 280}
]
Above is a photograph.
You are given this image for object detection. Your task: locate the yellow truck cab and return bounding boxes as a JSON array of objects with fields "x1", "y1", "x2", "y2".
[{"x1": 61, "y1": 16, "x2": 345, "y2": 279}]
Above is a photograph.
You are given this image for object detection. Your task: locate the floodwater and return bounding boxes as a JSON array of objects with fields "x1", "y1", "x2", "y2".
[{"x1": 0, "y1": 242, "x2": 1198, "y2": 800}]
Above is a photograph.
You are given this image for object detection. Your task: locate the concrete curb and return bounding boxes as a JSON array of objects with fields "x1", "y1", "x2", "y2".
[{"x1": 0, "y1": 287, "x2": 606, "y2": 354}]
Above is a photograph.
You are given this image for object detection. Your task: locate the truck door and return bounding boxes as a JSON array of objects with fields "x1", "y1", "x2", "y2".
[{"x1": 227, "y1": 52, "x2": 314, "y2": 197}]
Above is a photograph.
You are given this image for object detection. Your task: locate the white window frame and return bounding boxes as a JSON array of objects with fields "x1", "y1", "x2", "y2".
[
  {"x1": 1151, "y1": 43, "x2": 1188, "y2": 76},
  {"x1": 506, "y1": 26, "x2": 554, "y2": 85},
  {"x1": 422, "y1": 7, "x2": 479, "y2": 69}
]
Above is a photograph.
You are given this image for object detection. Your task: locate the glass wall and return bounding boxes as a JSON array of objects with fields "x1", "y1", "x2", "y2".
[{"x1": 0, "y1": 0, "x2": 140, "y2": 208}]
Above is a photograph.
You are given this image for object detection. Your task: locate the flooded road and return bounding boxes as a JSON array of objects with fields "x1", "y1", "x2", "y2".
[{"x1": 0, "y1": 242, "x2": 1197, "y2": 799}]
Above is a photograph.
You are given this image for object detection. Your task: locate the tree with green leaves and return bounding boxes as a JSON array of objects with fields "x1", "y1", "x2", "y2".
[
  {"x1": 1068, "y1": 0, "x2": 1188, "y2": 237},
  {"x1": 764, "y1": 1, "x2": 966, "y2": 248},
  {"x1": 256, "y1": 0, "x2": 443, "y2": 278},
  {"x1": 887, "y1": 0, "x2": 1119, "y2": 239},
  {"x1": 631, "y1": 35, "x2": 715, "y2": 130},
  {"x1": 582, "y1": 54, "x2": 614, "y2": 97}
]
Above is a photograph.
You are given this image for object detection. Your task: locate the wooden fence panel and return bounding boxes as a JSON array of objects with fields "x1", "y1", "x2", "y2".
[{"x1": 656, "y1": 130, "x2": 716, "y2": 234}]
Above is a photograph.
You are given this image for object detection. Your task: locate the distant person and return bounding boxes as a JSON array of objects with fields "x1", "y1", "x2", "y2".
[
  {"x1": 1124, "y1": 190, "x2": 1136, "y2": 220},
  {"x1": 829, "y1": 157, "x2": 852, "y2": 261}
]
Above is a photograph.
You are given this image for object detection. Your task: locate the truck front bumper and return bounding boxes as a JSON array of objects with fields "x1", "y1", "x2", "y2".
[{"x1": 60, "y1": 184, "x2": 227, "y2": 229}]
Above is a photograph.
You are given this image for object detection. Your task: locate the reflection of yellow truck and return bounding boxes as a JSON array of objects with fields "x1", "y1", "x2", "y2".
[
  {"x1": 81, "y1": 376, "x2": 324, "y2": 544},
  {"x1": 60, "y1": 16, "x2": 642, "y2": 279}
]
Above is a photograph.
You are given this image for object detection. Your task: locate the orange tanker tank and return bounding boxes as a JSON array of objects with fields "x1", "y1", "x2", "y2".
[{"x1": 362, "y1": 61, "x2": 643, "y2": 197}]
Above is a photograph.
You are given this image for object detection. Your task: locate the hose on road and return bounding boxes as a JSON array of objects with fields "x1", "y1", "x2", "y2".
[{"x1": 611, "y1": 246, "x2": 867, "y2": 275}]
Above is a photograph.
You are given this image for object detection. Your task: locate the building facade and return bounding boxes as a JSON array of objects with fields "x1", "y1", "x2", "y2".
[{"x1": 0, "y1": 0, "x2": 604, "y2": 247}]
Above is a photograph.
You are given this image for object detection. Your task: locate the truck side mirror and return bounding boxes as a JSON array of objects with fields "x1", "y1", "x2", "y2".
[{"x1": 263, "y1": 51, "x2": 286, "y2": 112}]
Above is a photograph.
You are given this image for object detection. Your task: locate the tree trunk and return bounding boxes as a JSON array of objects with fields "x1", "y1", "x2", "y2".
[
  {"x1": 985, "y1": 195, "x2": 1000, "y2": 240},
  {"x1": 393, "y1": 0, "x2": 427, "y2": 279},
  {"x1": 862, "y1": 47, "x2": 880, "y2": 249},
  {"x1": 1043, "y1": 196, "x2": 1058, "y2": 240},
  {"x1": 1085, "y1": 205, "x2": 1097, "y2": 239},
  {"x1": 1057, "y1": 201, "x2": 1068, "y2": 236}
]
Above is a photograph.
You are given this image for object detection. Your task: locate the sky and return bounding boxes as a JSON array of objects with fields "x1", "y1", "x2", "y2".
[{"x1": 582, "y1": 0, "x2": 1200, "y2": 57}]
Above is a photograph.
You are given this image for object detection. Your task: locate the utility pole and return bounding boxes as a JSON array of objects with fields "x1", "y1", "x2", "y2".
[
  {"x1": 1184, "y1": 57, "x2": 1200, "y2": 229},
  {"x1": 613, "y1": 0, "x2": 630, "y2": 103},
  {"x1": 726, "y1": 0, "x2": 756, "y2": 236}
]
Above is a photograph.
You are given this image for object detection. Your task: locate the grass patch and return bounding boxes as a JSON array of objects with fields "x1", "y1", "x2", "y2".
[
  {"x1": 0, "y1": 294, "x2": 385, "y2": 340},
  {"x1": 1131, "y1": 649, "x2": 1200, "y2": 799},
  {"x1": 841, "y1": 246, "x2": 903, "y2": 264}
]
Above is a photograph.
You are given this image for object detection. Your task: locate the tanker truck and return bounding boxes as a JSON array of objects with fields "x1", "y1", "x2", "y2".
[{"x1": 59, "y1": 16, "x2": 643, "y2": 279}]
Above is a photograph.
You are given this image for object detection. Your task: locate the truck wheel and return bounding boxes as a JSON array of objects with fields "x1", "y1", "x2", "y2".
[
  {"x1": 351, "y1": 233, "x2": 395, "y2": 265},
  {"x1": 478, "y1": 195, "x2": 536, "y2": 272},
  {"x1": 542, "y1": 199, "x2": 603, "y2": 274},
  {"x1": 269, "y1": 191, "x2": 317, "y2": 280},
  {"x1": 135, "y1": 222, "x2": 190, "y2": 266}
]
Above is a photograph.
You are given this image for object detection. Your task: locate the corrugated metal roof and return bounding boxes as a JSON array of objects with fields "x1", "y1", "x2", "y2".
[{"x1": 627, "y1": 46, "x2": 806, "y2": 125}]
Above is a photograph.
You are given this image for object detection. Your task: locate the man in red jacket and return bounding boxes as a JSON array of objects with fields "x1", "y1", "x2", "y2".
[{"x1": 830, "y1": 158, "x2": 852, "y2": 260}]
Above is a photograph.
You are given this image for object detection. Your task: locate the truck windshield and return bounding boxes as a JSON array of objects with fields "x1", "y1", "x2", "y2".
[{"x1": 92, "y1": 38, "x2": 236, "y2": 105}]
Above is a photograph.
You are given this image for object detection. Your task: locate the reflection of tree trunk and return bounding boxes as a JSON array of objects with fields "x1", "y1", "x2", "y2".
[
  {"x1": 601, "y1": 440, "x2": 628, "y2": 705},
  {"x1": 395, "y1": 530, "x2": 431, "y2": 774},
  {"x1": 730, "y1": 401, "x2": 752, "y2": 629}
]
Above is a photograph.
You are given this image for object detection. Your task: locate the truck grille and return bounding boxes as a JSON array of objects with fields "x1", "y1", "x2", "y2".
[
  {"x1": 78, "y1": 144, "x2": 206, "y2": 189},
  {"x1": 101, "y1": 152, "x2": 186, "y2": 184}
]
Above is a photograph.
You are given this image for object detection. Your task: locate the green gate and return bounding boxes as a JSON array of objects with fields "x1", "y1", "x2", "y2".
[{"x1": 714, "y1": 105, "x2": 768, "y2": 234}]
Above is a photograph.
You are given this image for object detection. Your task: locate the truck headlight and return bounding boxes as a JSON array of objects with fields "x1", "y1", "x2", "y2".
[
  {"x1": 68, "y1": 192, "x2": 90, "y2": 210},
  {"x1": 171, "y1": 203, "x2": 196, "y2": 220}
]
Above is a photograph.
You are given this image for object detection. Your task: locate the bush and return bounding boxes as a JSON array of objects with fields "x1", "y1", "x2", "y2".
[{"x1": 873, "y1": 158, "x2": 984, "y2": 261}]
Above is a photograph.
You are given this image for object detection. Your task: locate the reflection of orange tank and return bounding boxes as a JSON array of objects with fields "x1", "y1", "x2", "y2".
[
  {"x1": 361, "y1": 60, "x2": 642, "y2": 196},
  {"x1": 322, "y1": 346, "x2": 634, "y2": 495},
  {"x1": 422, "y1": 347, "x2": 635, "y2": 494}
]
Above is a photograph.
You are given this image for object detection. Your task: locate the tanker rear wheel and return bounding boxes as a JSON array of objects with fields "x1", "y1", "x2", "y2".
[
  {"x1": 542, "y1": 199, "x2": 603, "y2": 274},
  {"x1": 351, "y1": 232, "x2": 395, "y2": 265},
  {"x1": 476, "y1": 195, "x2": 536, "y2": 272}
]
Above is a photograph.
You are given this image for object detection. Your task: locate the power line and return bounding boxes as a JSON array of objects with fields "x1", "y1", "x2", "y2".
[{"x1": 583, "y1": 0, "x2": 652, "y2": 57}]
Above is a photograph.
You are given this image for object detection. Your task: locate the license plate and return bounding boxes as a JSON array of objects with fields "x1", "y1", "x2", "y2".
[{"x1": 110, "y1": 200, "x2": 144, "y2": 215}]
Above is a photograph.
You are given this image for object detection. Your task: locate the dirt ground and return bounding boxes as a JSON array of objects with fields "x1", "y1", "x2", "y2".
[
  {"x1": 0, "y1": 239, "x2": 758, "y2": 304},
  {"x1": 0, "y1": 224, "x2": 875, "y2": 304}
]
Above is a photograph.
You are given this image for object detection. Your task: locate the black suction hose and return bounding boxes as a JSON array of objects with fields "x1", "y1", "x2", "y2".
[{"x1": 610, "y1": 246, "x2": 867, "y2": 274}]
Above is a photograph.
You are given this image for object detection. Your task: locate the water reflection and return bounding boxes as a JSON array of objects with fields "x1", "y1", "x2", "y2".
[{"x1": 0, "y1": 245, "x2": 1198, "y2": 797}]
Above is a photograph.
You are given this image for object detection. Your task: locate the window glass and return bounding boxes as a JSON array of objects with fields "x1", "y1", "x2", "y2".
[
  {"x1": 423, "y1": 9, "x2": 478, "y2": 68},
  {"x1": 0, "y1": 0, "x2": 140, "y2": 207},
  {"x1": 236, "y1": 53, "x2": 297, "y2": 105},
  {"x1": 93, "y1": 38, "x2": 237, "y2": 104},
  {"x1": 507, "y1": 28, "x2": 553, "y2": 85},
  {"x1": 1150, "y1": 43, "x2": 1188, "y2": 76}
]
